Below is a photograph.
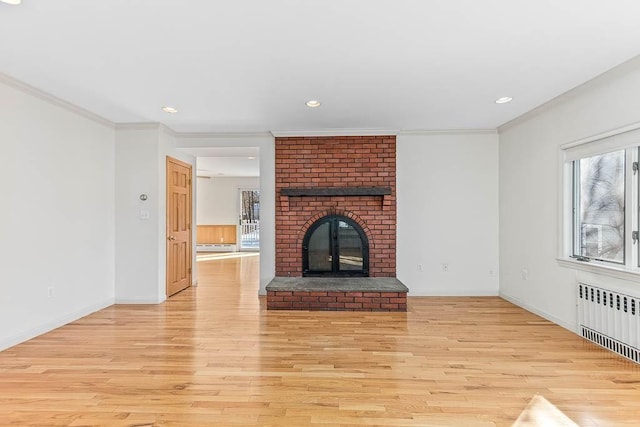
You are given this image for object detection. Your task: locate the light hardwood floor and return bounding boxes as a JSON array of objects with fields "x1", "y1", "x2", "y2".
[{"x1": 1, "y1": 253, "x2": 639, "y2": 426}]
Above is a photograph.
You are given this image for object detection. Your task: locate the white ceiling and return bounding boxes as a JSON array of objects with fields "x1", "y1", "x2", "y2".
[{"x1": 1, "y1": 1, "x2": 640, "y2": 134}]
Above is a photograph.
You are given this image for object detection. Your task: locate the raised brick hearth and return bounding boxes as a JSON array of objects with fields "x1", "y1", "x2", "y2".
[
  {"x1": 267, "y1": 290, "x2": 407, "y2": 311},
  {"x1": 266, "y1": 277, "x2": 408, "y2": 311}
]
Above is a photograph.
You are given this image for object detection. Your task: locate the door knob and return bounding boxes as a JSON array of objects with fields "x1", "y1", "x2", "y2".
[{"x1": 168, "y1": 236, "x2": 176, "y2": 241}]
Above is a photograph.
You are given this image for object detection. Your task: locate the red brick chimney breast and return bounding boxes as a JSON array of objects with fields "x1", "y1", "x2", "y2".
[{"x1": 275, "y1": 136, "x2": 397, "y2": 277}]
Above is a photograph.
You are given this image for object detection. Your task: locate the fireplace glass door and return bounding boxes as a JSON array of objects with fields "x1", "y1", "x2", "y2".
[{"x1": 302, "y1": 215, "x2": 369, "y2": 277}]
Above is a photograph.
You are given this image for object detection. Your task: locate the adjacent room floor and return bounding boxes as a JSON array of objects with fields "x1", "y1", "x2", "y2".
[{"x1": 1, "y1": 253, "x2": 639, "y2": 426}]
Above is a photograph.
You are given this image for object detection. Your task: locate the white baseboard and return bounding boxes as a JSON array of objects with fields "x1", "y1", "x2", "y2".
[
  {"x1": 115, "y1": 296, "x2": 165, "y2": 304},
  {"x1": 0, "y1": 298, "x2": 114, "y2": 352},
  {"x1": 499, "y1": 292, "x2": 576, "y2": 333},
  {"x1": 408, "y1": 289, "x2": 499, "y2": 296}
]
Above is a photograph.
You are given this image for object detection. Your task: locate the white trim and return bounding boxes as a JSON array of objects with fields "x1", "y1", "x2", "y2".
[
  {"x1": 159, "y1": 123, "x2": 178, "y2": 137},
  {"x1": 270, "y1": 129, "x2": 399, "y2": 137},
  {"x1": 558, "y1": 123, "x2": 640, "y2": 269},
  {"x1": 0, "y1": 72, "x2": 114, "y2": 128},
  {"x1": 560, "y1": 121, "x2": 640, "y2": 151},
  {"x1": 179, "y1": 131, "x2": 274, "y2": 140},
  {"x1": 114, "y1": 122, "x2": 162, "y2": 131},
  {"x1": 561, "y1": 124, "x2": 640, "y2": 162},
  {"x1": 115, "y1": 122, "x2": 179, "y2": 137},
  {"x1": 407, "y1": 289, "x2": 498, "y2": 297},
  {"x1": 399, "y1": 129, "x2": 497, "y2": 136},
  {"x1": 557, "y1": 258, "x2": 640, "y2": 284},
  {"x1": 114, "y1": 297, "x2": 166, "y2": 304},
  {"x1": 499, "y1": 292, "x2": 575, "y2": 333},
  {"x1": 0, "y1": 298, "x2": 114, "y2": 352},
  {"x1": 558, "y1": 151, "x2": 570, "y2": 261}
]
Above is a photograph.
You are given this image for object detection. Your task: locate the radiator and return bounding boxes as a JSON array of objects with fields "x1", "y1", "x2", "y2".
[{"x1": 577, "y1": 283, "x2": 640, "y2": 363}]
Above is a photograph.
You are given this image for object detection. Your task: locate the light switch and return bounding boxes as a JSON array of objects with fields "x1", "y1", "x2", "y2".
[{"x1": 139, "y1": 210, "x2": 150, "y2": 220}]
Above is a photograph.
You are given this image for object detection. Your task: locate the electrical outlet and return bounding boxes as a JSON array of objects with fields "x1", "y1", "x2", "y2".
[
  {"x1": 47, "y1": 286, "x2": 54, "y2": 298},
  {"x1": 521, "y1": 268, "x2": 529, "y2": 280},
  {"x1": 417, "y1": 264, "x2": 423, "y2": 272},
  {"x1": 441, "y1": 263, "x2": 449, "y2": 272}
]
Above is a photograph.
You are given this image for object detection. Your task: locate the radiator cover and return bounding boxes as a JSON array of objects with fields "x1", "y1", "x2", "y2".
[{"x1": 577, "y1": 283, "x2": 640, "y2": 364}]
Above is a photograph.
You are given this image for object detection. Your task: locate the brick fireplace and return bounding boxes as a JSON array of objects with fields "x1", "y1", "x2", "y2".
[{"x1": 267, "y1": 135, "x2": 407, "y2": 311}]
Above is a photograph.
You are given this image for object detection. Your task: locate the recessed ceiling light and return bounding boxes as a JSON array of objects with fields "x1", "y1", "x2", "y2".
[
  {"x1": 495, "y1": 96, "x2": 513, "y2": 104},
  {"x1": 0, "y1": 0, "x2": 21, "y2": 5},
  {"x1": 305, "y1": 100, "x2": 321, "y2": 108},
  {"x1": 162, "y1": 106, "x2": 178, "y2": 114},
  {"x1": 248, "y1": 156, "x2": 256, "y2": 160}
]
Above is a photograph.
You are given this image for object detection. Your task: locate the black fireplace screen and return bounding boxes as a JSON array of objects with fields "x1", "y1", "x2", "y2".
[{"x1": 302, "y1": 215, "x2": 369, "y2": 277}]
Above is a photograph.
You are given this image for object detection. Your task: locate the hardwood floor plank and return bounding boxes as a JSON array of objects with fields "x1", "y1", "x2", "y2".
[{"x1": 1, "y1": 253, "x2": 639, "y2": 425}]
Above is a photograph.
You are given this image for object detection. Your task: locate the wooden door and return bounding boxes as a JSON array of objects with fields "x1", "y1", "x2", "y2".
[{"x1": 166, "y1": 157, "x2": 192, "y2": 297}]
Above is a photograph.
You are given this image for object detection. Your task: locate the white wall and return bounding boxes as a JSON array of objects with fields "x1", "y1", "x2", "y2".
[
  {"x1": 177, "y1": 134, "x2": 275, "y2": 294},
  {"x1": 114, "y1": 125, "x2": 162, "y2": 303},
  {"x1": 397, "y1": 132, "x2": 500, "y2": 295},
  {"x1": 0, "y1": 76, "x2": 115, "y2": 351},
  {"x1": 499, "y1": 56, "x2": 640, "y2": 331},
  {"x1": 197, "y1": 176, "x2": 260, "y2": 225},
  {"x1": 115, "y1": 125, "x2": 195, "y2": 303}
]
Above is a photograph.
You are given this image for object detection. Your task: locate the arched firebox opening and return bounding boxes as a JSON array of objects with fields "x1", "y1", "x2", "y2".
[{"x1": 302, "y1": 215, "x2": 369, "y2": 277}]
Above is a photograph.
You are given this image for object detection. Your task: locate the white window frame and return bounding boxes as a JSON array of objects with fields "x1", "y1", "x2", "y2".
[{"x1": 558, "y1": 122, "x2": 640, "y2": 282}]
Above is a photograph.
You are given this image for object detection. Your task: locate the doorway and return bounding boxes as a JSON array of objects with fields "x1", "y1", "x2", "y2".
[{"x1": 239, "y1": 189, "x2": 260, "y2": 250}]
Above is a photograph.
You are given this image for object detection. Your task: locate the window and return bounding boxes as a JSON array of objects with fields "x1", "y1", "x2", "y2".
[
  {"x1": 562, "y1": 124, "x2": 640, "y2": 273},
  {"x1": 573, "y1": 150, "x2": 625, "y2": 264}
]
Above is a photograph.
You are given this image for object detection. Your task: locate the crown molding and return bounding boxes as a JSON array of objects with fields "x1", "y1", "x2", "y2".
[
  {"x1": 114, "y1": 122, "x2": 161, "y2": 131},
  {"x1": 159, "y1": 123, "x2": 178, "y2": 137},
  {"x1": 399, "y1": 129, "x2": 497, "y2": 136},
  {"x1": 271, "y1": 129, "x2": 497, "y2": 138},
  {"x1": 178, "y1": 131, "x2": 273, "y2": 140},
  {"x1": 498, "y1": 54, "x2": 640, "y2": 133},
  {"x1": 114, "y1": 122, "x2": 180, "y2": 137},
  {"x1": 0, "y1": 72, "x2": 115, "y2": 129},
  {"x1": 270, "y1": 129, "x2": 399, "y2": 137}
]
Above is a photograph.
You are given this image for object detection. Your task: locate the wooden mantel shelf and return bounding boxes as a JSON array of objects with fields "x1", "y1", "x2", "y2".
[{"x1": 281, "y1": 187, "x2": 392, "y2": 197}]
